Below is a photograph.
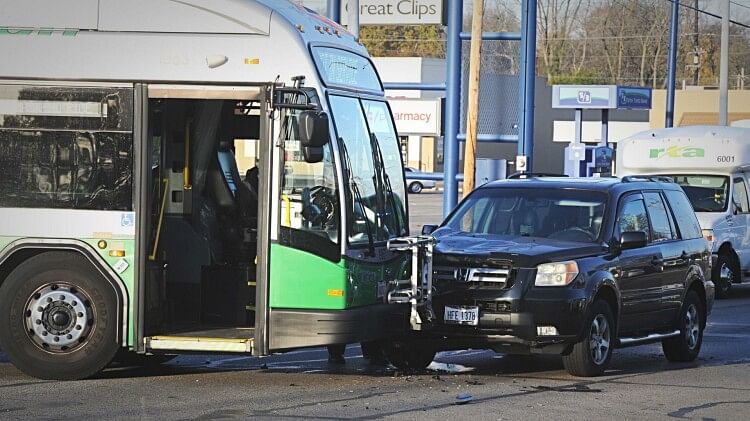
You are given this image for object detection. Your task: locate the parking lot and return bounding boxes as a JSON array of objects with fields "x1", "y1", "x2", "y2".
[{"x1": 2, "y1": 191, "x2": 750, "y2": 420}]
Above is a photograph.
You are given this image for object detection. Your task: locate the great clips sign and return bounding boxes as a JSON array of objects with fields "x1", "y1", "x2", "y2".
[{"x1": 341, "y1": 0, "x2": 444, "y2": 25}]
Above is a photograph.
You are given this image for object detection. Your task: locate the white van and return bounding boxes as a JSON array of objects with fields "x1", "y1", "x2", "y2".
[{"x1": 617, "y1": 125, "x2": 750, "y2": 298}]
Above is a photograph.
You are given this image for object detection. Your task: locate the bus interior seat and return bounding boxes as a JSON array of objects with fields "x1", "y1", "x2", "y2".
[
  {"x1": 207, "y1": 155, "x2": 236, "y2": 212},
  {"x1": 217, "y1": 140, "x2": 257, "y2": 219},
  {"x1": 244, "y1": 167, "x2": 259, "y2": 217}
]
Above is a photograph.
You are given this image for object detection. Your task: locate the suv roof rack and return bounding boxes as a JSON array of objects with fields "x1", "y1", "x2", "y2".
[
  {"x1": 621, "y1": 175, "x2": 675, "y2": 183},
  {"x1": 508, "y1": 172, "x2": 569, "y2": 179}
]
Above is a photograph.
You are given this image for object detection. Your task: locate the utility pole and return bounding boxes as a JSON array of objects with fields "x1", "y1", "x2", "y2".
[
  {"x1": 693, "y1": 0, "x2": 700, "y2": 86},
  {"x1": 665, "y1": 0, "x2": 679, "y2": 128},
  {"x1": 462, "y1": 0, "x2": 485, "y2": 197},
  {"x1": 720, "y1": 0, "x2": 730, "y2": 126},
  {"x1": 327, "y1": 0, "x2": 341, "y2": 23}
]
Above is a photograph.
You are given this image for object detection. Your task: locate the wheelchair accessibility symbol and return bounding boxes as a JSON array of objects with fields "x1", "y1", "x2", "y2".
[{"x1": 121, "y1": 213, "x2": 135, "y2": 227}]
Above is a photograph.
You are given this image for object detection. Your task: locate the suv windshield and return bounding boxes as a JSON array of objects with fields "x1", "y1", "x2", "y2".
[
  {"x1": 662, "y1": 175, "x2": 729, "y2": 212},
  {"x1": 444, "y1": 188, "x2": 607, "y2": 243},
  {"x1": 328, "y1": 95, "x2": 408, "y2": 245}
]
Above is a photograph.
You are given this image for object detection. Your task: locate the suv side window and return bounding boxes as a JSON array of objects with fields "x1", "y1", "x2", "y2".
[
  {"x1": 618, "y1": 196, "x2": 650, "y2": 240},
  {"x1": 664, "y1": 190, "x2": 703, "y2": 239},
  {"x1": 733, "y1": 178, "x2": 749, "y2": 213},
  {"x1": 644, "y1": 192, "x2": 675, "y2": 241}
]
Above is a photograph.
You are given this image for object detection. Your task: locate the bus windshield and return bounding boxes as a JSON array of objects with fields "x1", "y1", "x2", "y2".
[
  {"x1": 664, "y1": 175, "x2": 729, "y2": 212},
  {"x1": 328, "y1": 95, "x2": 407, "y2": 245}
]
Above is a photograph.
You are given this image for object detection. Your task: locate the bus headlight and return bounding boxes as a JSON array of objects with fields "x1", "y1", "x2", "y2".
[{"x1": 535, "y1": 261, "x2": 579, "y2": 286}]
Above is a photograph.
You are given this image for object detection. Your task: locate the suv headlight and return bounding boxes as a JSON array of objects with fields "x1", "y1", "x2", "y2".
[{"x1": 535, "y1": 261, "x2": 579, "y2": 286}]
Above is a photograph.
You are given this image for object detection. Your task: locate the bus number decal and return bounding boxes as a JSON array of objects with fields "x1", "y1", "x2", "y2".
[{"x1": 717, "y1": 156, "x2": 735, "y2": 163}]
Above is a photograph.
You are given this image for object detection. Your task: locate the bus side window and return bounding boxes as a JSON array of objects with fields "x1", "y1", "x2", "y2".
[{"x1": 0, "y1": 84, "x2": 134, "y2": 211}]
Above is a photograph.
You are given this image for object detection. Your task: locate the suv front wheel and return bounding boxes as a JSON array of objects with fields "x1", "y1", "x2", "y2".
[
  {"x1": 562, "y1": 300, "x2": 614, "y2": 377},
  {"x1": 662, "y1": 290, "x2": 704, "y2": 362}
]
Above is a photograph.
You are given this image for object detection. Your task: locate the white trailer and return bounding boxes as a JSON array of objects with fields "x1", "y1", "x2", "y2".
[{"x1": 617, "y1": 125, "x2": 750, "y2": 298}]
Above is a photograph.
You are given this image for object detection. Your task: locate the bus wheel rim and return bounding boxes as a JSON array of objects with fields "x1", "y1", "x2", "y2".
[{"x1": 25, "y1": 283, "x2": 94, "y2": 353}]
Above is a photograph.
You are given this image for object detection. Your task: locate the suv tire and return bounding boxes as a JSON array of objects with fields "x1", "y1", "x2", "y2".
[
  {"x1": 662, "y1": 290, "x2": 704, "y2": 362},
  {"x1": 383, "y1": 339, "x2": 435, "y2": 370},
  {"x1": 562, "y1": 300, "x2": 614, "y2": 377},
  {"x1": 0, "y1": 252, "x2": 120, "y2": 380},
  {"x1": 714, "y1": 253, "x2": 737, "y2": 299}
]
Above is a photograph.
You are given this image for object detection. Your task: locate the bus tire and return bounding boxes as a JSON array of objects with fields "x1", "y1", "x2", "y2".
[
  {"x1": 714, "y1": 253, "x2": 737, "y2": 299},
  {"x1": 0, "y1": 252, "x2": 120, "y2": 380}
]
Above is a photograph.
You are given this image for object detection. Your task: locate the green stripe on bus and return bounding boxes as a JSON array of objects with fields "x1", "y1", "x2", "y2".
[{"x1": 269, "y1": 244, "x2": 347, "y2": 310}]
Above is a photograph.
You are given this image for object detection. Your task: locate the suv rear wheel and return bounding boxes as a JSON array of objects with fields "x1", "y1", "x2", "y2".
[
  {"x1": 562, "y1": 300, "x2": 614, "y2": 377},
  {"x1": 662, "y1": 290, "x2": 704, "y2": 362}
]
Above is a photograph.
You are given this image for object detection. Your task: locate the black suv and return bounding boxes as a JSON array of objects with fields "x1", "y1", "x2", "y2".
[{"x1": 421, "y1": 176, "x2": 714, "y2": 376}]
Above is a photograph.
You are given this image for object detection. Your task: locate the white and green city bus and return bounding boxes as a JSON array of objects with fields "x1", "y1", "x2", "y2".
[{"x1": 0, "y1": 0, "x2": 417, "y2": 380}]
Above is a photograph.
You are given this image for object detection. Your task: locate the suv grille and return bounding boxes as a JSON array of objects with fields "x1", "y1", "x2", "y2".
[{"x1": 433, "y1": 266, "x2": 512, "y2": 288}]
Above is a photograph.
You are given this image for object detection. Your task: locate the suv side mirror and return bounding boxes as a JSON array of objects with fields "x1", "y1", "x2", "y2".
[
  {"x1": 299, "y1": 111, "x2": 330, "y2": 148},
  {"x1": 620, "y1": 231, "x2": 648, "y2": 250},
  {"x1": 422, "y1": 224, "x2": 438, "y2": 235}
]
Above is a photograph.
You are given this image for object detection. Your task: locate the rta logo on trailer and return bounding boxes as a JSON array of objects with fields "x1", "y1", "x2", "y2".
[
  {"x1": 577, "y1": 90, "x2": 592, "y2": 104},
  {"x1": 649, "y1": 146, "x2": 705, "y2": 159}
]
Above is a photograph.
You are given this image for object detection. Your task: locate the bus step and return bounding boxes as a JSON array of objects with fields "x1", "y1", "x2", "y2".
[{"x1": 145, "y1": 336, "x2": 254, "y2": 353}]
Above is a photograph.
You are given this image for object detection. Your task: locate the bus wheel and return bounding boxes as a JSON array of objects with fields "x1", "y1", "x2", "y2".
[
  {"x1": 383, "y1": 339, "x2": 436, "y2": 371},
  {"x1": 0, "y1": 252, "x2": 120, "y2": 380}
]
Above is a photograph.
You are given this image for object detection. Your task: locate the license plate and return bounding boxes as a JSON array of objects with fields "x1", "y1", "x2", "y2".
[{"x1": 444, "y1": 306, "x2": 479, "y2": 326}]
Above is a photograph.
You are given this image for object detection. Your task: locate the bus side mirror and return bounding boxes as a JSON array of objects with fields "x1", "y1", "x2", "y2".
[
  {"x1": 303, "y1": 146, "x2": 324, "y2": 163},
  {"x1": 299, "y1": 111, "x2": 330, "y2": 148}
]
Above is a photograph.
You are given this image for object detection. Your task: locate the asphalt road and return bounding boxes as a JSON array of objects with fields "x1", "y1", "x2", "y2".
[{"x1": 2, "y1": 191, "x2": 750, "y2": 420}]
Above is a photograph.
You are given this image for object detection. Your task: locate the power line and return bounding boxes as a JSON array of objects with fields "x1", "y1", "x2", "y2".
[
  {"x1": 730, "y1": 1, "x2": 750, "y2": 12},
  {"x1": 668, "y1": 0, "x2": 750, "y2": 30}
]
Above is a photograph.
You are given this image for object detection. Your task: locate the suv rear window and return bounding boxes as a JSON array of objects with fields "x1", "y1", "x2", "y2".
[
  {"x1": 664, "y1": 190, "x2": 703, "y2": 239},
  {"x1": 643, "y1": 192, "x2": 675, "y2": 242}
]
